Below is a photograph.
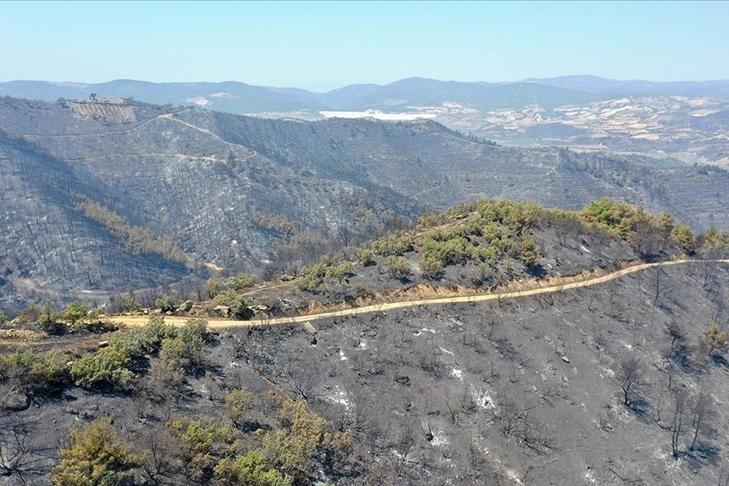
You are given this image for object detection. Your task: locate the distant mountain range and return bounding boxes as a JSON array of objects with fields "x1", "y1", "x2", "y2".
[
  {"x1": 2, "y1": 76, "x2": 729, "y2": 115},
  {"x1": 4, "y1": 76, "x2": 729, "y2": 166}
]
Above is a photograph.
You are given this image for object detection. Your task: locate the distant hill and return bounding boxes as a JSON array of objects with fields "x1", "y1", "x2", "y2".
[
  {"x1": 3, "y1": 76, "x2": 729, "y2": 115},
  {"x1": 525, "y1": 74, "x2": 729, "y2": 98},
  {"x1": 0, "y1": 77, "x2": 602, "y2": 113}
]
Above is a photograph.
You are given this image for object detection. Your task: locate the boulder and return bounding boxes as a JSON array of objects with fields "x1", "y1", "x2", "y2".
[
  {"x1": 214, "y1": 305, "x2": 231, "y2": 318},
  {"x1": 2, "y1": 388, "x2": 30, "y2": 411},
  {"x1": 178, "y1": 300, "x2": 193, "y2": 312}
]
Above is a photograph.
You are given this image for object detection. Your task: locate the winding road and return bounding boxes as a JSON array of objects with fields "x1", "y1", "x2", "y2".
[{"x1": 107, "y1": 259, "x2": 729, "y2": 330}]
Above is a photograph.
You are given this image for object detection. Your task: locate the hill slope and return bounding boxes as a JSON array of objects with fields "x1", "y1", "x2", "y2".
[
  {"x1": 4, "y1": 200, "x2": 729, "y2": 485},
  {"x1": 2, "y1": 97, "x2": 729, "y2": 311}
]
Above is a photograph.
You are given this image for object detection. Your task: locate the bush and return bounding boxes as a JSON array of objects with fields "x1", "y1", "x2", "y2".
[
  {"x1": 227, "y1": 274, "x2": 258, "y2": 290},
  {"x1": 225, "y1": 388, "x2": 253, "y2": 427},
  {"x1": 421, "y1": 236, "x2": 469, "y2": 266},
  {"x1": 386, "y1": 256, "x2": 411, "y2": 281},
  {"x1": 70, "y1": 346, "x2": 135, "y2": 391},
  {"x1": 160, "y1": 319, "x2": 208, "y2": 373},
  {"x1": 214, "y1": 289, "x2": 252, "y2": 320},
  {"x1": 297, "y1": 261, "x2": 352, "y2": 293},
  {"x1": 700, "y1": 321, "x2": 729, "y2": 357},
  {"x1": 12, "y1": 303, "x2": 39, "y2": 325},
  {"x1": 262, "y1": 396, "x2": 331, "y2": 482},
  {"x1": 51, "y1": 417, "x2": 141, "y2": 486},
  {"x1": 167, "y1": 416, "x2": 236, "y2": 483},
  {"x1": 0, "y1": 349, "x2": 70, "y2": 395},
  {"x1": 467, "y1": 263, "x2": 495, "y2": 286},
  {"x1": 132, "y1": 316, "x2": 177, "y2": 354},
  {"x1": 371, "y1": 234, "x2": 414, "y2": 256},
  {"x1": 420, "y1": 257, "x2": 444, "y2": 280},
  {"x1": 214, "y1": 451, "x2": 291, "y2": 486},
  {"x1": 155, "y1": 290, "x2": 183, "y2": 312},
  {"x1": 61, "y1": 302, "x2": 89, "y2": 326},
  {"x1": 354, "y1": 248, "x2": 375, "y2": 266}
]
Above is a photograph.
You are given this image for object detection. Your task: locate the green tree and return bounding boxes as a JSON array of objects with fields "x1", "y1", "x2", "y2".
[
  {"x1": 214, "y1": 451, "x2": 291, "y2": 486},
  {"x1": 386, "y1": 256, "x2": 411, "y2": 281},
  {"x1": 62, "y1": 302, "x2": 89, "y2": 326},
  {"x1": 160, "y1": 319, "x2": 208, "y2": 373},
  {"x1": 51, "y1": 417, "x2": 141, "y2": 486},
  {"x1": 671, "y1": 223, "x2": 696, "y2": 255},
  {"x1": 517, "y1": 233, "x2": 542, "y2": 270},
  {"x1": 205, "y1": 278, "x2": 224, "y2": 299},
  {"x1": 167, "y1": 416, "x2": 235, "y2": 483},
  {"x1": 225, "y1": 388, "x2": 253, "y2": 427},
  {"x1": 70, "y1": 346, "x2": 134, "y2": 391},
  {"x1": 700, "y1": 321, "x2": 728, "y2": 356},
  {"x1": 155, "y1": 290, "x2": 183, "y2": 312},
  {"x1": 262, "y1": 395, "x2": 333, "y2": 482},
  {"x1": 121, "y1": 290, "x2": 141, "y2": 312}
]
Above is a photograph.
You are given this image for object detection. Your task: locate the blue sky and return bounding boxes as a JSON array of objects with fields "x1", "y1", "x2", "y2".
[{"x1": 1, "y1": 1, "x2": 727, "y2": 91}]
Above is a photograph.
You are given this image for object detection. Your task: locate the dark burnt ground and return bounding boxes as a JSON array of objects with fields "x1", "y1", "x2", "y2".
[{"x1": 3, "y1": 261, "x2": 729, "y2": 485}]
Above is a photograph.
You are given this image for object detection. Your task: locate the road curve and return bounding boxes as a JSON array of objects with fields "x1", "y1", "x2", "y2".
[{"x1": 107, "y1": 259, "x2": 729, "y2": 330}]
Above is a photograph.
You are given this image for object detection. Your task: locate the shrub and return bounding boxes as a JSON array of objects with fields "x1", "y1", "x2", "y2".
[
  {"x1": 120, "y1": 290, "x2": 141, "y2": 312},
  {"x1": 214, "y1": 289, "x2": 252, "y2": 320},
  {"x1": 51, "y1": 417, "x2": 141, "y2": 486},
  {"x1": 386, "y1": 256, "x2": 411, "y2": 281},
  {"x1": 61, "y1": 302, "x2": 89, "y2": 326},
  {"x1": 205, "y1": 278, "x2": 224, "y2": 299},
  {"x1": 13, "y1": 303, "x2": 39, "y2": 325},
  {"x1": 132, "y1": 316, "x2": 177, "y2": 354},
  {"x1": 227, "y1": 274, "x2": 258, "y2": 290},
  {"x1": 700, "y1": 321, "x2": 728, "y2": 356},
  {"x1": 354, "y1": 248, "x2": 375, "y2": 266},
  {"x1": 155, "y1": 290, "x2": 183, "y2": 312},
  {"x1": 225, "y1": 388, "x2": 253, "y2": 427},
  {"x1": 297, "y1": 261, "x2": 352, "y2": 293},
  {"x1": 420, "y1": 256, "x2": 444, "y2": 280},
  {"x1": 467, "y1": 263, "x2": 495, "y2": 286},
  {"x1": 0, "y1": 349, "x2": 70, "y2": 395},
  {"x1": 214, "y1": 451, "x2": 291, "y2": 486},
  {"x1": 262, "y1": 396, "x2": 331, "y2": 482},
  {"x1": 167, "y1": 416, "x2": 236, "y2": 483},
  {"x1": 70, "y1": 346, "x2": 135, "y2": 391},
  {"x1": 421, "y1": 236, "x2": 469, "y2": 266},
  {"x1": 160, "y1": 319, "x2": 208, "y2": 373},
  {"x1": 371, "y1": 234, "x2": 414, "y2": 256},
  {"x1": 671, "y1": 223, "x2": 696, "y2": 254}
]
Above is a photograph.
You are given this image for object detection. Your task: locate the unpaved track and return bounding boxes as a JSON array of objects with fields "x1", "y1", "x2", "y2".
[
  {"x1": 15, "y1": 111, "x2": 257, "y2": 161},
  {"x1": 107, "y1": 259, "x2": 729, "y2": 330}
]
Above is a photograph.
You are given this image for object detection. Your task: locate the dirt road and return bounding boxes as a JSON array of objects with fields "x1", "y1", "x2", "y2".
[{"x1": 107, "y1": 259, "x2": 729, "y2": 330}]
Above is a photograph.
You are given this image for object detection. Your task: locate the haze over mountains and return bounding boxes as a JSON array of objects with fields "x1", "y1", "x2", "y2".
[{"x1": 4, "y1": 75, "x2": 728, "y2": 165}]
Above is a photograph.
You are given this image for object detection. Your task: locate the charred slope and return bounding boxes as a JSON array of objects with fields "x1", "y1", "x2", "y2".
[
  {"x1": 4, "y1": 212, "x2": 729, "y2": 484},
  {"x1": 2, "y1": 97, "x2": 729, "y2": 310},
  {"x1": 0, "y1": 129, "x2": 191, "y2": 312}
]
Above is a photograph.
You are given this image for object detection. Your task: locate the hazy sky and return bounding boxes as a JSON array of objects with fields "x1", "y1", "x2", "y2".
[{"x1": 1, "y1": 1, "x2": 727, "y2": 91}]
